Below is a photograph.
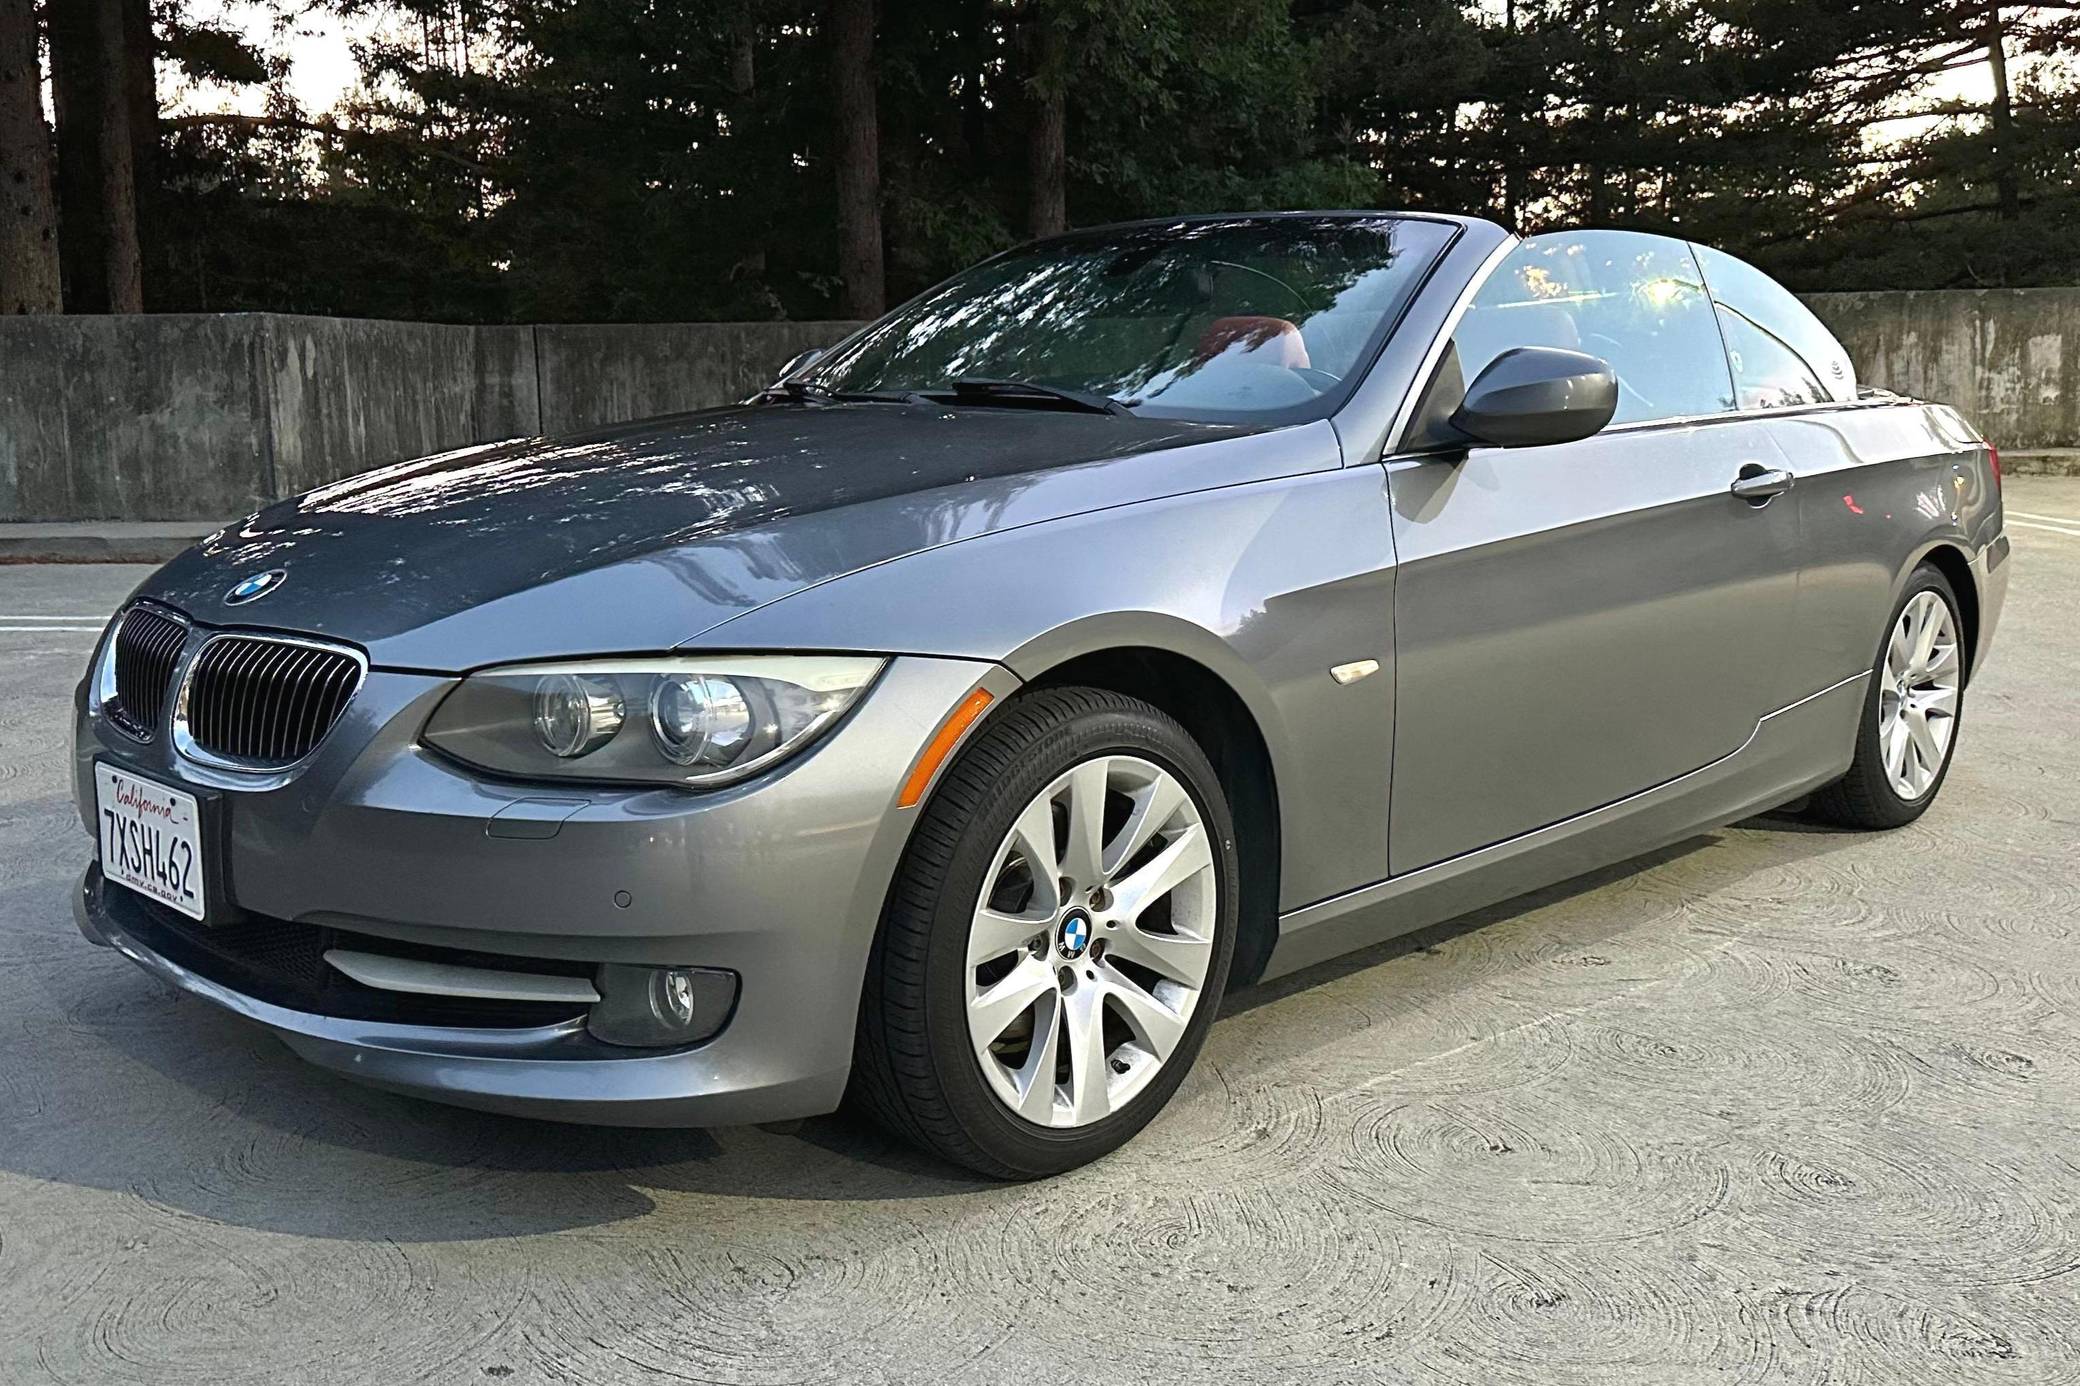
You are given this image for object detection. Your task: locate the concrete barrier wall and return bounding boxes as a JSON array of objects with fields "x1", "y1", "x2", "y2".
[
  {"x1": 0, "y1": 314, "x2": 860, "y2": 522},
  {"x1": 263, "y1": 318, "x2": 542, "y2": 502},
  {"x1": 1802, "y1": 289, "x2": 2080, "y2": 453},
  {"x1": 1, "y1": 294, "x2": 2073, "y2": 522}
]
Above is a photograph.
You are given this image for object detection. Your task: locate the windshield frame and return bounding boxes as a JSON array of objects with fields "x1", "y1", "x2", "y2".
[{"x1": 796, "y1": 213, "x2": 1464, "y2": 429}]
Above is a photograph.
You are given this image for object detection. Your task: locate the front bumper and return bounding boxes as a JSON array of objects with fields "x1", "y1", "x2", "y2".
[{"x1": 74, "y1": 653, "x2": 1015, "y2": 1126}]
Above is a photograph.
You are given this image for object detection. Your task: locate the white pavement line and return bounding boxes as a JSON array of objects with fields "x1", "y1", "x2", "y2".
[
  {"x1": 0, "y1": 625, "x2": 101, "y2": 633},
  {"x1": 0, "y1": 614, "x2": 109, "y2": 621},
  {"x1": 2009, "y1": 519, "x2": 2080, "y2": 539},
  {"x1": 2008, "y1": 509, "x2": 2080, "y2": 526}
]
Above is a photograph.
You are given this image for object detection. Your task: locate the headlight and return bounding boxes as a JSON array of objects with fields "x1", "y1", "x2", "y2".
[{"x1": 423, "y1": 656, "x2": 885, "y2": 788}]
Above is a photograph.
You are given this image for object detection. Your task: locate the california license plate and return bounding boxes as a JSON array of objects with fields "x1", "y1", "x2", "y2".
[{"x1": 95, "y1": 762, "x2": 207, "y2": 921}]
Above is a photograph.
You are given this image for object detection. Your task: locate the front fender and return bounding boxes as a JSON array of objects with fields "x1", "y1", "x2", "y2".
[{"x1": 689, "y1": 464, "x2": 1405, "y2": 909}]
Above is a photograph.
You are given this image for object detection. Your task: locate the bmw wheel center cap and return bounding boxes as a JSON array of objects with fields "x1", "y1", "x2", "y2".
[{"x1": 1057, "y1": 910, "x2": 1092, "y2": 961}]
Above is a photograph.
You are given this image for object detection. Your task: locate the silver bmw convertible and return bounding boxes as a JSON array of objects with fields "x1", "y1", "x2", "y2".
[{"x1": 73, "y1": 213, "x2": 2008, "y2": 1176}]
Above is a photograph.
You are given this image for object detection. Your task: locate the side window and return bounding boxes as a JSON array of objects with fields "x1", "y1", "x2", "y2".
[
  {"x1": 1452, "y1": 230, "x2": 1735, "y2": 427},
  {"x1": 1692, "y1": 242, "x2": 1856, "y2": 406},
  {"x1": 1714, "y1": 306, "x2": 1830, "y2": 410}
]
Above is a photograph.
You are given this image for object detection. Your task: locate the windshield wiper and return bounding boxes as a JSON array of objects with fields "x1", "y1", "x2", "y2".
[
  {"x1": 939, "y1": 377, "x2": 1131, "y2": 416},
  {"x1": 757, "y1": 381, "x2": 936, "y2": 407},
  {"x1": 756, "y1": 379, "x2": 837, "y2": 405}
]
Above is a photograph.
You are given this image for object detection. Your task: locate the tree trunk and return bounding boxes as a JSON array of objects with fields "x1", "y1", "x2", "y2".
[
  {"x1": 121, "y1": 0, "x2": 154, "y2": 211},
  {"x1": 49, "y1": 0, "x2": 140, "y2": 312},
  {"x1": 961, "y1": 0, "x2": 990, "y2": 176},
  {"x1": 1024, "y1": 10, "x2": 1066, "y2": 239},
  {"x1": 729, "y1": 23, "x2": 755, "y2": 97},
  {"x1": 728, "y1": 18, "x2": 766, "y2": 291},
  {"x1": 1985, "y1": 2, "x2": 2019, "y2": 222},
  {"x1": 1498, "y1": 0, "x2": 1518, "y2": 229},
  {"x1": 0, "y1": 0, "x2": 61, "y2": 312},
  {"x1": 1584, "y1": 0, "x2": 1608, "y2": 225},
  {"x1": 829, "y1": 0, "x2": 883, "y2": 318}
]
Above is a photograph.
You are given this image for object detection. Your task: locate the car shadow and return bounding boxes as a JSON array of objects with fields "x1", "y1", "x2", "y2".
[
  {"x1": 1220, "y1": 836, "x2": 1722, "y2": 1020},
  {"x1": 1218, "y1": 806, "x2": 1877, "y2": 1027},
  {"x1": 3, "y1": 807, "x2": 1879, "y2": 1240}
]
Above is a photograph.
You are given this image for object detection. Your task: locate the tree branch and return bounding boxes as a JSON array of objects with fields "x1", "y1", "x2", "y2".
[{"x1": 165, "y1": 112, "x2": 491, "y2": 176}]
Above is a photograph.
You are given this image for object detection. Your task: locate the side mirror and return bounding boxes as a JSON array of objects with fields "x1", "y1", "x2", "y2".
[
  {"x1": 1450, "y1": 346, "x2": 1617, "y2": 448},
  {"x1": 773, "y1": 346, "x2": 826, "y2": 383}
]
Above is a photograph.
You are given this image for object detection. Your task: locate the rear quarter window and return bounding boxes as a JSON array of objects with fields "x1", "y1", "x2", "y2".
[{"x1": 1692, "y1": 243, "x2": 1857, "y2": 407}]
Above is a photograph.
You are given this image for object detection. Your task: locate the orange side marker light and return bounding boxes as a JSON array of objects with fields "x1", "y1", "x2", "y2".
[{"x1": 898, "y1": 687, "x2": 995, "y2": 808}]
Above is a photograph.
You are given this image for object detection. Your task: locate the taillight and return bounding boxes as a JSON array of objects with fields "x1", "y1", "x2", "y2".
[{"x1": 1988, "y1": 443, "x2": 2002, "y2": 490}]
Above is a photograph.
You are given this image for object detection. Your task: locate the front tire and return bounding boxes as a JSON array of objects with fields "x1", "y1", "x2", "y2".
[
  {"x1": 1809, "y1": 562, "x2": 1967, "y2": 829},
  {"x1": 852, "y1": 687, "x2": 1239, "y2": 1178}
]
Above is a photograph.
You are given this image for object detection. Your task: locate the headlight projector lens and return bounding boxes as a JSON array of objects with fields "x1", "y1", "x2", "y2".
[
  {"x1": 532, "y1": 674, "x2": 625, "y2": 758},
  {"x1": 651, "y1": 673, "x2": 755, "y2": 767}
]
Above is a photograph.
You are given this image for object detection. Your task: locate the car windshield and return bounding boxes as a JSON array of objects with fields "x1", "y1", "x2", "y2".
[{"x1": 803, "y1": 215, "x2": 1456, "y2": 424}]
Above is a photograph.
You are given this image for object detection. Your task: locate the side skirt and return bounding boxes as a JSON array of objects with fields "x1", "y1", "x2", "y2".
[{"x1": 1260, "y1": 673, "x2": 1867, "y2": 981}]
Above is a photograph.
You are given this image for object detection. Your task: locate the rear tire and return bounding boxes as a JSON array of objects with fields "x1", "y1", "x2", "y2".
[
  {"x1": 851, "y1": 686, "x2": 1239, "y2": 1179},
  {"x1": 1809, "y1": 563, "x2": 1966, "y2": 829}
]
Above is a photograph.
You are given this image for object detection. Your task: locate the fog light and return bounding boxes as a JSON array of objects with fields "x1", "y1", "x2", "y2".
[
  {"x1": 657, "y1": 968, "x2": 696, "y2": 1025},
  {"x1": 588, "y1": 963, "x2": 738, "y2": 1048}
]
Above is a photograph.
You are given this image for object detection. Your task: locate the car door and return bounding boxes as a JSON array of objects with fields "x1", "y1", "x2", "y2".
[{"x1": 1385, "y1": 230, "x2": 1804, "y2": 875}]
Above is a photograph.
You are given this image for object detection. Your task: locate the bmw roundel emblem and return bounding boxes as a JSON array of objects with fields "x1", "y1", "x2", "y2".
[
  {"x1": 1058, "y1": 911, "x2": 1092, "y2": 960},
  {"x1": 224, "y1": 569, "x2": 288, "y2": 605}
]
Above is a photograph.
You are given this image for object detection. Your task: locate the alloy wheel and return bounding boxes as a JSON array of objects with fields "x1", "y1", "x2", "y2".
[
  {"x1": 963, "y1": 755, "x2": 1218, "y2": 1128},
  {"x1": 1878, "y1": 589, "x2": 1961, "y2": 800}
]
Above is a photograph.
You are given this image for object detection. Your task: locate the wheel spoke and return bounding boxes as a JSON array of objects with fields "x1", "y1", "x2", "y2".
[
  {"x1": 1005, "y1": 795, "x2": 1062, "y2": 915},
  {"x1": 1011, "y1": 990, "x2": 1062, "y2": 1122},
  {"x1": 967, "y1": 956, "x2": 1055, "y2": 1049},
  {"x1": 1905, "y1": 705, "x2": 1942, "y2": 775},
  {"x1": 970, "y1": 907, "x2": 1048, "y2": 967},
  {"x1": 1110, "y1": 823, "x2": 1213, "y2": 924},
  {"x1": 1105, "y1": 772, "x2": 1186, "y2": 881},
  {"x1": 1101, "y1": 973, "x2": 1189, "y2": 1060},
  {"x1": 1059, "y1": 759, "x2": 1111, "y2": 889},
  {"x1": 1908, "y1": 596, "x2": 1941, "y2": 673},
  {"x1": 1106, "y1": 922, "x2": 1213, "y2": 987},
  {"x1": 1884, "y1": 716, "x2": 1911, "y2": 784},
  {"x1": 1061, "y1": 985, "x2": 1112, "y2": 1124},
  {"x1": 1911, "y1": 685, "x2": 1958, "y2": 718}
]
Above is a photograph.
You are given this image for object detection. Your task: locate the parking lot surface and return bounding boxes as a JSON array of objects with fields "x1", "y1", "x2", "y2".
[{"x1": 3, "y1": 478, "x2": 2077, "y2": 1385}]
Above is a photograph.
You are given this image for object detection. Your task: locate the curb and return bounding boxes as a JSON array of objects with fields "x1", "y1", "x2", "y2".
[
  {"x1": 0, "y1": 527, "x2": 215, "y2": 566},
  {"x1": 2006, "y1": 451, "x2": 2080, "y2": 477}
]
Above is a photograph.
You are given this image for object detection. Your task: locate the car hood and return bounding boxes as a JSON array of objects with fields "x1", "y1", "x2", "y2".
[{"x1": 137, "y1": 403, "x2": 1323, "y2": 669}]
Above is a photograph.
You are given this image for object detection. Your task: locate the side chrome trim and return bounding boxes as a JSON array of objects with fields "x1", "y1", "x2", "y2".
[
  {"x1": 325, "y1": 949, "x2": 603, "y2": 1004},
  {"x1": 1382, "y1": 233, "x2": 1520, "y2": 456},
  {"x1": 1385, "y1": 398, "x2": 1917, "y2": 469},
  {"x1": 96, "y1": 909, "x2": 588, "y2": 1055}
]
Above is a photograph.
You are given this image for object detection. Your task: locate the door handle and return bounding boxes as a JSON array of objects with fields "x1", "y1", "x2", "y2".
[{"x1": 1730, "y1": 465, "x2": 1794, "y2": 505}]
